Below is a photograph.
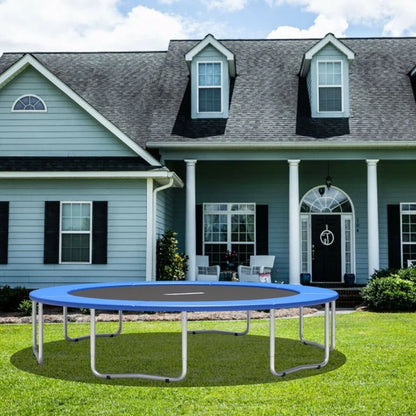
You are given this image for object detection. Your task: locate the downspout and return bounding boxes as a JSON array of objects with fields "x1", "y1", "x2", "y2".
[{"x1": 152, "y1": 177, "x2": 175, "y2": 280}]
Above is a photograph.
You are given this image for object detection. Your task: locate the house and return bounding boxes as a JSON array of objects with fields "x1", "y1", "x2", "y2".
[{"x1": 0, "y1": 33, "x2": 415, "y2": 288}]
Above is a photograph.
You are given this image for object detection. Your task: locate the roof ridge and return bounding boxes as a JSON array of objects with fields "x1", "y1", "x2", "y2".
[{"x1": 2, "y1": 50, "x2": 167, "y2": 55}]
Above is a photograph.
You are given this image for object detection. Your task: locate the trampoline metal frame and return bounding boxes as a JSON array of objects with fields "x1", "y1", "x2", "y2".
[{"x1": 32, "y1": 299, "x2": 336, "y2": 382}]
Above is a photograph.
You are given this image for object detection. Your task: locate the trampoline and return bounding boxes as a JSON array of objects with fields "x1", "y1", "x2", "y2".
[{"x1": 30, "y1": 281, "x2": 338, "y2": 382}]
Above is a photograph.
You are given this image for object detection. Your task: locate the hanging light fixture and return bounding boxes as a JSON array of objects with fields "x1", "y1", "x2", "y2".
[
  {"x1": 325, "y1": 175, "x2": 332, "y2": 188},
  {"x1": 326, "y1": 162, "x2": 332, "y2": 189}
]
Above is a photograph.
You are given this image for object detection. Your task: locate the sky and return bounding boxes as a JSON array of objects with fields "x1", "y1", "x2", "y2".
[{"x1": 0, "y1": 0, "x2": 415, "y2": 52}]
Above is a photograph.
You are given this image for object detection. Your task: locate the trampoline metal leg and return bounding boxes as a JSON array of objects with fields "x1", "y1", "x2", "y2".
[
  {"x1": 270, "y1": 302, "x2": 331, "y2": 377},
  {"x1": 189, "y1": 310, "x2": 251, "y2": 336},
  {"x1": 63, "y1": 307, "x2": 123, "y2": 342},
  {"x1": 90, "y1": 309, "x2": 188, "y2": 382},
  {"x1": 32, "y1": 301, "x2": 43, "y2": 364},
  {"x1": 299, "y1": 301, "x2": 336, "y2": 352}
]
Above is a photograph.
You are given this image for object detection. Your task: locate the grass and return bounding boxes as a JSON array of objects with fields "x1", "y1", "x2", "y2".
[{"x1": 1, "y1": 312, "x2": 416, "y2": 415}]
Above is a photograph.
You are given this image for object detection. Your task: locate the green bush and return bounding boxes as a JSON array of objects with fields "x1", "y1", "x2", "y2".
[
  {"x1": 361, "y1": 277, "x2": 416, "y2": 311},
  {"x1": 370, "y1": 268, "x2": 399, "y2": 280},
  {"x1": 397, "y1": 265, "x2": 416, "y2": 283},
  {"x1": 17, "y1": 299, "x2": 32, "y2": 316},
  {"x1": 0, "y1": 286, "x2": 30, "y2": 312},
  {"x1": 156, "y1": 229, "x2": 188, "y2": 281}
]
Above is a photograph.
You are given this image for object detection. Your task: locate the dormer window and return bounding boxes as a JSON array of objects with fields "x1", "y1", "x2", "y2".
[
  {"x1": 198, "y1": 62, "x2": 222, "y2": 113},
  {"x1": 185, "y1": 34, "x2": 235, "y2": 120},
  {"x1": 318, "y1": 61, "x2": 342, "y2": 112},
  {"x1": 12, "y1": 95, "x2": 46, "y2": 112},
  {"x1": 300, "y1": 33, "x2": 354, "y2": 119}
]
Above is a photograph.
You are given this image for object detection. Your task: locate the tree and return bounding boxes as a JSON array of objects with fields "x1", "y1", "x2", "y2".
[{"x1": 156, "y1": 229, "x2": 188, "y2": 280}]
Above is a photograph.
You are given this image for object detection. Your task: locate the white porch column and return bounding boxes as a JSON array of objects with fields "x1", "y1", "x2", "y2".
[
  {"x1": 185, "y1": 160, "x2": 197, "y2": 280},
  {"x1": 367, "y1": 159, "x2": 380, "y2": 277},
  {"x1": 288, "y1": 160, "x2": 300, "y2": 285}
]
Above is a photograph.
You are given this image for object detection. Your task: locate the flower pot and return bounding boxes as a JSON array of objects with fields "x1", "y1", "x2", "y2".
[
  {"x1": 300, "y1": 273, "x2": 311, "y2": 285},
  {"x1": 344, "y1": 273, "x2": 355, "y2": 287}
]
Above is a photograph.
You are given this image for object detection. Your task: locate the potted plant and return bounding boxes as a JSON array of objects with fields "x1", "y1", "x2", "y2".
[{"x1": 225, "y1": 250, "x2": 238, "y2": 271}]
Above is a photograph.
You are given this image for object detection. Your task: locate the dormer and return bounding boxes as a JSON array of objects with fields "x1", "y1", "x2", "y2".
[
  {"x1": 185, "y1": 34, "x2": 235, "y2": 119},
  {"x1": 300, "y1": 33, "x2": 355, "y2": 118}
]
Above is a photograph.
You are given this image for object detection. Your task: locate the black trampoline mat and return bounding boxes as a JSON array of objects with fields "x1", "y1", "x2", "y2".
[{"x1": 71, "y1": 284, "x2": 298, "y2": 303}]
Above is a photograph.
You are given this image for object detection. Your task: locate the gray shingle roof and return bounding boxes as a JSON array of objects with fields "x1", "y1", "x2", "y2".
[
  {"x1": 1, "y1": 37, "x2": 415, "y2": 148},
  {"x1": 0, "y1": 51, "x2": 166, "y2": 147}
]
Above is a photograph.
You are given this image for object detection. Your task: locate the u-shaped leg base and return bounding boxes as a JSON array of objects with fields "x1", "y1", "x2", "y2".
[
  {"x1": 269, "y1": 302, "x2": 333, "y2": 377},
  {"x1": 90, "y1": 309, "x2": 188, "y2": 382}
]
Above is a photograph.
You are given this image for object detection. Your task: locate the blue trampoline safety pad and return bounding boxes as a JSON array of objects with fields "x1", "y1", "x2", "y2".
[{"x1": 30, "y1": 281, "x2": 338, "y2": 312}]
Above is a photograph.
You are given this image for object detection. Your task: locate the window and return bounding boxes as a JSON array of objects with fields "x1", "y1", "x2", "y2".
[
  {"x1": 400, "y1": 203, "x2": 416, "y2": 267},
  {"x1": 300, "y1": 187, "x2": 352, "y2": 213},
  {"x1": 203, "y1": 203, "x2": 255, "y2": 267},
  {"x1": 317, "y1": 61, "x2": 342, "y2": 112},
  {"x1": 60, "y1": 202, "x2": 92, "y2": 263},
  {"x1": 12, "y1": 95, "x2": 46, "y2": 111},
  {"x1": 198, "y1": 62, "x2": 222, "y2": 113}
]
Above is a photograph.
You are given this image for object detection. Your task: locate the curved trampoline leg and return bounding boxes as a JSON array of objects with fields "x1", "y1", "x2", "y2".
[
  {"x1": 90, "y1": 309, "x2": 188, "y2": 382},
  {"x1": 32, "y1": 301, "x2": 43, "y2": 364},
  {"x1": 299, "y1": 301, "x2": 336, "y2": 351},
  {"x1": 189, "y1": 310, "x2": 251, "y2": 336},
  {"x1": 63, "y1": 307, "x2": 122, "y2": 342},
  {"x1": 270, "y1": 303, "x2": 331, "y2": 377}
]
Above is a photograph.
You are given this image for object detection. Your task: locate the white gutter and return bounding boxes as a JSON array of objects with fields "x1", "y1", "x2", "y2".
[
  {"x1": 0, "y1": 170, "x2": 183, "y2": 184},
  {"x1": 151, "y1": 177, "x2": 175, "y2": 281}
]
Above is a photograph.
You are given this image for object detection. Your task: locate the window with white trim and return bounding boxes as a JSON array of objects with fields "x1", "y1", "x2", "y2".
[
  {"x1": 60, "y1": 202, "x2": 92, "y2": 263},
  {"x1": 12, "y1": 95, "x2": 46, "y2": 111},
  {"x1": 203, "y1": 203, "x2": 255, "y2": 267},
  {"x1": 400, "y1": 203, "x2": 416, "y2": 267},
  {"x1": 197, "y1": 62, "x2": 222, "y2": 113},
  {"x1": 317, "y1": 61, "x2": 342, "y2": 112}
]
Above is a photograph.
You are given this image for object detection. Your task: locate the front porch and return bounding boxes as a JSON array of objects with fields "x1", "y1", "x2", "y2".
[{"x1": 162, "y1": 158, "x2": 416, "y2": 286}]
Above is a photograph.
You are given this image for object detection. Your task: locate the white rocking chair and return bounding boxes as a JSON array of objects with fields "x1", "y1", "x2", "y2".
[
  {"x1": 238, "y1": 255, "x2": 275, "y2": 283},
  {"x1": 196, "y1": 255, "x2": 220, "y2": 281}
]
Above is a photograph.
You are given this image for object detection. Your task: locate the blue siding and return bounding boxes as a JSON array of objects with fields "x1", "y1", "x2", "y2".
[
  {"x1": 0, "y1": 67, "x2": 136, "y2": 156},
  {"x1": 155, "y1": 187, "x2": 175, "y2": 238},
  {"x1": 378, "y1": 161, "x2": 416, "y2": 269},
  {"x1": 0, "y1": 179, "x2": 147, "y2": 288}
]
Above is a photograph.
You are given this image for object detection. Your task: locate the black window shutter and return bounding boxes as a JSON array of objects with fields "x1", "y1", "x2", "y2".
[
  {"x1": 387, "y1": 204, "x2": 401, "y2": 269},
  {"x1": 92, "y1": 201, "x2": 108, "y2": 264},
  {"x1": 44, "y1": 201, "x2": 60, "y2": 264},
  {"x1": 256, "y1": 205, "x2": 269, "y2": 255},
  {"x1": 0, "y1": 202, "x2": 9, "y2": 264},
  {"x1": 196, "y1": 204, "x2": 203, "y2": 255}
]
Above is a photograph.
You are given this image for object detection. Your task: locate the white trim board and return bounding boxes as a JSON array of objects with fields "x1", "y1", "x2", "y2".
[
  {"x1": 0, "y1": 170, "x2": 184, "y2": 187},
  {"x1": 0, "y1": 54, "x2": 160, "y2": 167}
]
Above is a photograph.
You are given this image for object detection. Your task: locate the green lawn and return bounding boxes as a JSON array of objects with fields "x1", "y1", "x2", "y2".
[{"x1": 1, "y1": 312, "x2": 415, "y2": 415}]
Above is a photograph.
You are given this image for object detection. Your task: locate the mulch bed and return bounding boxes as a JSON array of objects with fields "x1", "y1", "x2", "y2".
[{"x1": 0, "y1": 306, "x2": 319, "y2": 325}]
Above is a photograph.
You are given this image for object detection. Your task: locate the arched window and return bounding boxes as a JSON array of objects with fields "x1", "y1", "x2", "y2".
[
  {"x1": 300, "y1": 187, "x2": 352, "y2": 213},
  {"x1": 12, "y1": 95, "x2": 47, "y2": 112}
]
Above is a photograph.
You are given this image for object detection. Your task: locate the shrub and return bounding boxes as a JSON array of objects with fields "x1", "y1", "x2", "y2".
[
  {"x1": 397, "y1": 265, "x2": 416, "y2": 284},
  {"x1": 0, "y1": 286, "x2": 30, "y2": 312},
  {"x1": 370, "y1": 268, "x2": 399, "y2": 280},
  {"x1": 17, "y1": 299, "x2": 32, "y2": 316},
  {"x1": 157, "y1": 229, "x2": 188, "y2": 281},
  {"x1": 361, "y1": 277, "x2": 416, "y2": 311}
]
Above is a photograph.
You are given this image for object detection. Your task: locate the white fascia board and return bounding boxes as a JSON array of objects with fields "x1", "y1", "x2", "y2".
[
  {"x1": 300, "y1": 33, "x2": 355, "y2": 77},
  {"x1": 147, "y1": 141, "x2": 416, "y2": 150},
  {"x1": 0, "y1": 170, "x2": 184, "y2": 187},
  {"x1": 411, "y1": 66, "x2": 416, "y2": 77},
  {"x1": 0, "y1": 54, "x2": 161, "y2": 167},
  {"x1": 185, "y1": 34, "x2": 236, "y2": 77}
]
